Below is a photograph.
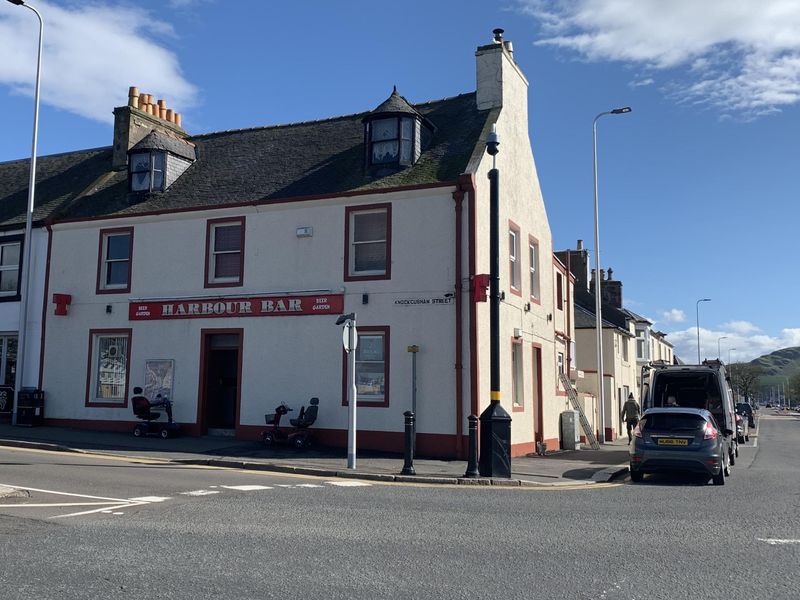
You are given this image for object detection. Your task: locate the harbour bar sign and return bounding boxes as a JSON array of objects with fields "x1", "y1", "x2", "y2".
[{"x1": 129, "y1": 294, "x2": 344, "y2": 321}]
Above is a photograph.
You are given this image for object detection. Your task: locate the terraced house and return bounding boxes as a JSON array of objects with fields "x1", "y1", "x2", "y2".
[{"x1": 1, "y1": 31, "x2": 575, "y2": 458}]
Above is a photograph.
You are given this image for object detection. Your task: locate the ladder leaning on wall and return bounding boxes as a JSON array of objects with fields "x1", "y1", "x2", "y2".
[{"x1": 558, "y1": 372, "x2": 601, "y2": 450}]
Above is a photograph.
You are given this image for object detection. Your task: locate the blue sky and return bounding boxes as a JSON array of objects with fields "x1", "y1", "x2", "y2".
[{"x1": 1, "y1": 0, "x2": 798, "y2": 363}]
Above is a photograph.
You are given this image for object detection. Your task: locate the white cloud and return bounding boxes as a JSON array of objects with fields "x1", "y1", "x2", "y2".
[
  {"x1": 0, "y1": 1, "x2": 197, "y2": 124},
  {"x1": 721, "y1": 320, "x2": 761, "y2": 335},
  {"x1": 519, "y1": 0, "x2": 800, "y2": 117},
  {"x1": 628, "y1": 77, "x2": 654, "y2": 88},
  {"x1": 660, "y1": 308, "x2": 685, "y2": 323},
  {"x1": 663, "y1": 325, "x2": 800, "y2": 364}
]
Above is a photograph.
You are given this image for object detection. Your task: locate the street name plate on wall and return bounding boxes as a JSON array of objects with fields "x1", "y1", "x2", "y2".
[
  {"x1": 129, "y1": 294, "x2": 344, "y2": 320},
  {"x1": 393, "y1": 296, "x2": 454, "y2": 306}
]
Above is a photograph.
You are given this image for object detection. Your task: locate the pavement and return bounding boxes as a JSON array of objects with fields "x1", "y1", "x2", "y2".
[{"x1": 0, "y1": 421, "x2": 630, "y2": 492}]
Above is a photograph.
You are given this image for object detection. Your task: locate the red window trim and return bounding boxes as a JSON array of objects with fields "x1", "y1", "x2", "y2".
[
  {"x1": 341, "y1": 325, "x2": 390, "y2": 408},
  {"x1": 85, "y1": 328, "x2": 132, "y2": 408},
  {"x1": 508, "y1": 219, "x2": 521, "y2": 297},
  {"x1": 96, "y1": 227, "x2": 133, "y2": 295},
  {"x1": 344, "y1": 203, "x2": 392, "y2": 282},
  {"x1": 511, "y1": 336, "x2": 524, "y2": 412},
  {"x1": 528, "y1": 233, "x2": 541, "y2": 305},
  {"x1": 204, "y1": 216, "x2": 245, "y2": 289}
]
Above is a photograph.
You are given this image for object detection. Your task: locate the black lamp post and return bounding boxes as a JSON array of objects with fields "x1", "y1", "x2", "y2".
[{"x1": 478, "y1": 124, "x2": 511, "y2": 478}]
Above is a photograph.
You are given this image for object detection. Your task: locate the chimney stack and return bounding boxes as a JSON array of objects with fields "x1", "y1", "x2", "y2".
[
  {"x1": 576, "y1": 239, "x2": 584, "y2": 251},
  {"x1": 113, "y1": 85, "x2": 187, "y2": 169}
]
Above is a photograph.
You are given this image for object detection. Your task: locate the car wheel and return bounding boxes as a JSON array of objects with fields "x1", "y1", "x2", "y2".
[
  {"x1": 263, "y1": 433, "x2": 274, "y2": 447},
  {"x1": 745, "y1": 435, "x2": 749, "y2": 442},
  {"x1": 712, "y1": 468, "x2": 725, "y2": 486},
  {"x1": 737, "y1": 434, "x2": 744, "y2": 444},
  {"x1": 160, "y1": 428, "x2": 169, "y2": 439},
  {"x1": 133, "y1": 426, "x2": 143, "y2": 437},
  {"x1": 729, "y1": 446, "x2": 736, "y2": 466},
  {"x1": 630, "y1": 469, "x2": 644, "y2": 483},
  {"x1": 724, "y1": 453, "x2": 732, "y2": 477}
]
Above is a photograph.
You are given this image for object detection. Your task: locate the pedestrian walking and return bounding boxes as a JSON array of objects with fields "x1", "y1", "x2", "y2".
[{"x1": 621, "y1": 393, "x2": 640, "y2": 445}]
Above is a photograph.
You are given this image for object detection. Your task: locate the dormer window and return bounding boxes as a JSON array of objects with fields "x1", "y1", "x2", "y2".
[
  {"x1": 363, "y1": 87, "x2": 434, "y2": 173},
  {"x1": 370, "y1": 117, "x2": 415, "y2": 165},
  {"x1": 130, "y1": 151, "x2": 165, "y2": 192}
]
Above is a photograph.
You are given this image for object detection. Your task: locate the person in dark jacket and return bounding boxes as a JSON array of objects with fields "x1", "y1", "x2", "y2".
[{"x1": 621, "y1": 392, "x2": 641, "y2": 445}]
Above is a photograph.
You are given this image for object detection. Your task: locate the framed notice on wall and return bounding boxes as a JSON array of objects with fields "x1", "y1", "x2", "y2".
[{"x1": 144, "y1": 359, "x2": 174, "y2": 401}]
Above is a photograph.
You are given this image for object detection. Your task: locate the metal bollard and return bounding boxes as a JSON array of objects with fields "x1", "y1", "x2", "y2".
[
  {"x1": 463, "y1": 414, "x2": 480, "y2": 477},
  {"x1": 401, "y1": 411, "x2": 416, "y2": 475}
]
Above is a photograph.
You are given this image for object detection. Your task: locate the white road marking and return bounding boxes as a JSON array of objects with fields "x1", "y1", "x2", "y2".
[
  {"x1": 129, "y1": 496, "x2": 171, "y2": 502},
  {"x1": 0, "y1": 484, "x2": 128, "y2": 503},
  {"x1": 758, "y1": 538, "x2": 800, "y2": 545},
  {"x1": 325, "y1": 481, "x2": 372, "y2": 487},
  {"x1": 181, "y1": 490, "x2": 220, "y2": 496},
  {"x1": 296, "y1": 484, "x2": 323, "y2": 488},
  {"x1": 112, "y1": 512, "x2": 124, "y2": 515},
  {"x1": 220, "y1": 485, "x2": 273, "y2": 491},
  {"x1": 0, "y1": 502, "x2": 119, "y2": 508},
  {"x1": 275, "y1": 484, "x2": 294, "y2": 488},
  {"x1": 53, "y1": 502, "x2": 148, "y2": 519}
]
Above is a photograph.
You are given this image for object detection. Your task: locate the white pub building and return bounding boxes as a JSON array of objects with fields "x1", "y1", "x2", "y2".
[{"x1": 15, "y1": 31, "x2": 576, "y2": 458}]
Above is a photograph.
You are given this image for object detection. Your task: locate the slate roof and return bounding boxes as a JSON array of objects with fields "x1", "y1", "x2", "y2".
[
  {"x1": 367, "y1": 88, "x2": 424, "y2": 119},
  {"x1": 130, "y1": 131, "x2": 196, "y2": 162},
  {"x1": 575, "y1": 304, "x2": 630, "y2": 335},
  {"x1": 0, "y1": 92, "x2": 490, "y2": 226},
  {"x1": 573, "y1": 287, "x2": 633, "y2": 334}
]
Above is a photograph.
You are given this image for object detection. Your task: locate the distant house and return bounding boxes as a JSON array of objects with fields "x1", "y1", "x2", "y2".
[
  {"x1": 556, "y1": 241, "x2": 640, "y2": 441},
  {"x1": 2, "y1": 31, "x2": 573, "y2": 458}
]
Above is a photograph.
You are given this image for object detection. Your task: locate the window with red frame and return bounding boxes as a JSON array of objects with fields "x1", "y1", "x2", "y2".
[{"x1": 207, "y1": 219, "x2": 244, "y2": 286}]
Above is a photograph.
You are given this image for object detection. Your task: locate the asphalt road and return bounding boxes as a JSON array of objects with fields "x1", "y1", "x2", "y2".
[{"x1": 1, "y1": 414, "x2": 798, "y2": 600}]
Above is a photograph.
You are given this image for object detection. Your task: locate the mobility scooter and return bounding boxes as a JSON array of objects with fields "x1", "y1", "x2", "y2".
[
  {"x1": 131, "y1": 387, "x2": 181, "y2": 438},
  {"x1": 262, "y1": 398, "x2": 319, "y2": 449}
]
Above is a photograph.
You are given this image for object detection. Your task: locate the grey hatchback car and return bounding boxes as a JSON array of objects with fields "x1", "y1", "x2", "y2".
[{"x1": 629, "y1": 408, "x2": 729, "y2": 485}]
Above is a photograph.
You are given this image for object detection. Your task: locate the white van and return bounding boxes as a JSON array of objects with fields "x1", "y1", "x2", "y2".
[{"x1": 640, "y1": 360, "x2": 738, "y2": 468}]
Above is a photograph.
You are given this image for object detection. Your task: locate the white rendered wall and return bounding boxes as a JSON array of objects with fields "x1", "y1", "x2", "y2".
[{"x1": 42, "y1": 188, "x2": 460, "y2": 437}]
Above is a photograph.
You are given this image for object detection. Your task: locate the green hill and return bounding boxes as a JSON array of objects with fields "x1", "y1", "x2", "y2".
[{"x1": 749, "y1": 346, "x2": 800, "y2": 378}]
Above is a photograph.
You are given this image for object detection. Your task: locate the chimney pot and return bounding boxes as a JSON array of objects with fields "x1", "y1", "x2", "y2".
[
  {"x1": 607, "y1": 267, "x2": 614, "y2": 281},
  {"x1": 600, "y1": 269, "x2": 606, "y2": 281},
  {"x1": 128, "y1": 86, "x2": 139, "y2": 108},
  {"x1": 175, "y1": 112, "x2": 182, "y2": 127},
  {"x1": 159, "y1": 106, "x2": 167, "y2": 120},
  {"x1": 166, "y1": 109, "x2": 174, "y2": 122},
  {"x1": 157, "y1": 99, "x2": 166, "y2": 108},
  {"x1": 577, "y1": 239, "x2": 584, "y2": 251},
  {"x1": 493, "y1": 28, "x2": 504, "y2": 43}
]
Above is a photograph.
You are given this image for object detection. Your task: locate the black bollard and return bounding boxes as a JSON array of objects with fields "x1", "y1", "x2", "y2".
[
  {"x1": 464, "y1": 414, "x2": 480, "y2": 478},
  {"x1": 401, "y1": 411, "x2": 416, "y2": 475}
]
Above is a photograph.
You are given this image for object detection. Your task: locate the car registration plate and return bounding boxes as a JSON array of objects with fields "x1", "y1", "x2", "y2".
[{"x1": 657, "y1": 438, "x2": 689, "y2": 446}]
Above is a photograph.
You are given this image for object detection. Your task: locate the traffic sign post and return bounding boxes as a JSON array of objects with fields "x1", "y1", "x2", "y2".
[{"x1": 337, "y1": 313, "x2": 358, "y2": 469}]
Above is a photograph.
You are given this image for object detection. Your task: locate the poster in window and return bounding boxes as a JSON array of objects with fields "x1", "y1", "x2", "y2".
[{"x1": 144, "y1": 359, "x2": 174, "y2": 401}]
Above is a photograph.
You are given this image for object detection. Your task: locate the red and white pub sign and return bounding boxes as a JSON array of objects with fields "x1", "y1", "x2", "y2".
[{"x1": 129, "y1": 294, "x2": 344, "y2": 321}]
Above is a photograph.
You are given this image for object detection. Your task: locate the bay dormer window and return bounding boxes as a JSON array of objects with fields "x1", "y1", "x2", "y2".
[
  {"x1": 130, "y1": 151, "x2": 165, "y2": 192},
  {"x1": 127, "y1": 130, "x2": 196, "y2": 197},
  {"x1": 363, "y1": 87, "x2": 433, "y2": 173}
]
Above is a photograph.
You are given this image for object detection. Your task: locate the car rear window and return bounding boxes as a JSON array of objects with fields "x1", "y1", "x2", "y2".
[{"x1": 642, "y1": 413, "x2": 706, "y2": 432}]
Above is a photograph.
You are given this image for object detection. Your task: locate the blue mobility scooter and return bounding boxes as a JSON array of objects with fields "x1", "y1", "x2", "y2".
[
  {"x1": 131, "y1": 387, "x2": 181, "y2": 439},
  {"x1": 262, "y1": 398, "x2": 319, "y2": 449}
]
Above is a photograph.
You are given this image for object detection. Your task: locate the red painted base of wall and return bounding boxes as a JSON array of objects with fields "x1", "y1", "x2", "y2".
[{"x1": 44, "y1": 419, "x2": 466, "y2": 459}]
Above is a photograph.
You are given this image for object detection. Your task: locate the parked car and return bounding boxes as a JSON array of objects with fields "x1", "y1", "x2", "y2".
[
  {"x1": 736, "y1": 402, "x2": 756, "y2": 428},
  {"x1": 629, "y1": 408, "x2": 729, "y2": 485}
]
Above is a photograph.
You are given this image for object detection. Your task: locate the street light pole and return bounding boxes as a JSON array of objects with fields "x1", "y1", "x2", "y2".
[
  {"x1": 7, "y1": 0, "x2": 44, "y2": 426},
  {"x1": 717, "y1": 336, "x2": 727, "y2": 360},
  {"x1": 592, "y1": 106, "x2": 631, "y2": 444},
  {"x1": 728, "y1": 348, "x2": 737, "y2": 401},
  {"x1": 695, "y1": 298, "x2": 711, "y2": 364}
]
